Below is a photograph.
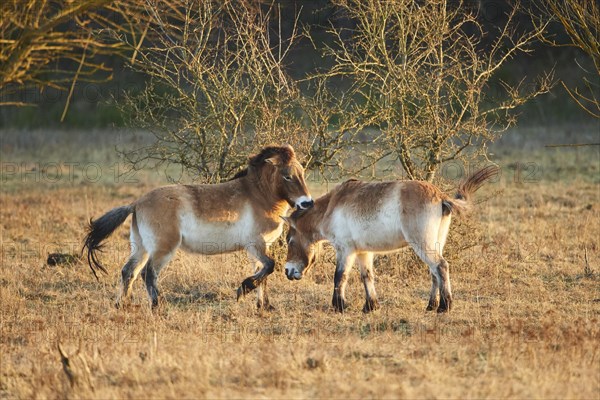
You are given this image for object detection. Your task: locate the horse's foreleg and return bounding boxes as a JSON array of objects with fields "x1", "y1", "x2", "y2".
[
  {"x1": 250, "y1": 258, "x2": 274, "y2": 311},
  {"x1": 236, "y1": 256, "x2": 274, "y2": 300},
  {"x1": 257, "y1": 279, "x2": 273, "y2": 311},
  {"x1": 237, "y1": 243, "x2": 275, "y2": 304},
  {"x1": 356, "y1": 252, "x2": 379, "y2": 313},
  {"x1": 332, "y1": 251, "x2": 355, "y2": 313}
]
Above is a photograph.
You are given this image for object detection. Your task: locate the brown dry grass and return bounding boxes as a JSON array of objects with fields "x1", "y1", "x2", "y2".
[{"x1": 1, "y1": 127, "x2": 599, "y2": 399}]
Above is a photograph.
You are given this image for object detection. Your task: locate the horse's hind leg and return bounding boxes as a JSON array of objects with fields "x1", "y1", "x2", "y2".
[
  {"x1": 409, "y1": 241, "x2": 452, "y2": 313},
  {"x1": 436, "y1": 258, "x2": 452, "y2": 312},
  {"x1": 356, "y1": 253, "x2": 379, "y2": 313},
  {"x1": 423, "y1": 217, "x2": 448, "y2": 311},
  {"x1": 116, "y1": 256, "x2": 146, "y2": 308},
  {"x1": 429, "y1": 214, "x2": 452, "y2": 312},
  {"x1": 116, "y1": 221, "x2": 147, "y2": 308},
  {"x1": 426, "y1": 273, "x2": 440, "y2": 311},
  {"x1": 141, "y1": 251, "x2": 175, "y2": 309}
]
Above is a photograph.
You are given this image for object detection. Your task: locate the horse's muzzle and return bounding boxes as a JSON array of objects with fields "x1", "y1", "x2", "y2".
[
  {"x1": 300, "y1": 200, "x2": 314, "y2": 209},
  {"x1": 285, "y1": 263, "x2": 303, "y2": 280},
  {"x1": 295, "y1": 196, "x2": 314, "y2": 210},
  {"x1": 286, "y1": 271, "x2": 302, "y2": 281}
]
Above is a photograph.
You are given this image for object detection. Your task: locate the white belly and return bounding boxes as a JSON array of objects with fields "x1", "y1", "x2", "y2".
[
  {"x1": 329, "y1": 205, "x2": 408, "y2": 253},
  {"x1": 179, "y1": 204, "x2": 259, "y2": 254}
]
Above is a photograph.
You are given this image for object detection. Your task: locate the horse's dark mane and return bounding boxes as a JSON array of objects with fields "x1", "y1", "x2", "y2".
[
  {"x1": 249, "y1": 145, "x2": 295, "y2": 167},
  {"x1": 229, "y1": 168, "x2": 248, "y2": 181},
  {"x1": 229, "y1": 145, "x2": 295, "y2": 181}
]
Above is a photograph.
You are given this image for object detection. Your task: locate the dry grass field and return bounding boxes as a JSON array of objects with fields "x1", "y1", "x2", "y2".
[{"x1": 1, "y1": 126, "x2": 599, "y2": 399}]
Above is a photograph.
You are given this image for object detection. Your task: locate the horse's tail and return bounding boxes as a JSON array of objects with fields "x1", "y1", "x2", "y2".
[
  {"x1": 442, "y1": 165, "x2": 500, "y2": 216},
  {"x1": 82, "y1": 205, "x2": 134, "y2": 280}
]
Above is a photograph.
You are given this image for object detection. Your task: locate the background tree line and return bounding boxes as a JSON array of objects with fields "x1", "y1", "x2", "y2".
[{"x1": 1, "y1": 0, "x2": 598, "y2": 182}]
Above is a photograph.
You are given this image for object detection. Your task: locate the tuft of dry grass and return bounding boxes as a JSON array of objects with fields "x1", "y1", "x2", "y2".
[{"x1": 1, "y1": 127, "x2": 599, "y2": 398}]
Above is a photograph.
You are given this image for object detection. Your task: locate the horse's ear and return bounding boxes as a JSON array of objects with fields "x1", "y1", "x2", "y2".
[{"x1": 264, "y1": 155, "x2": 280, "y2": 165}]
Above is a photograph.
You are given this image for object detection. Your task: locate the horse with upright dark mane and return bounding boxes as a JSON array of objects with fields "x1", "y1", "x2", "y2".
[
  {"x1": 83, "y1": 145, "x2": 313, "y2": 309},
  {"x1": 282, "y1": 166, "x2": 499, "y2": 314}
]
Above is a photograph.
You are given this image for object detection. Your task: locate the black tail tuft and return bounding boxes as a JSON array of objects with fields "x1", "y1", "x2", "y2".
[{"x1": 82, "y1": 205, "x2": 133, "y2": 280}]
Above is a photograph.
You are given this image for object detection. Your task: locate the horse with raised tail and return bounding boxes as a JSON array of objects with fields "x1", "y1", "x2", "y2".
[{"x1": 282, "y1": 166, "x2": 499, "y2": 314}]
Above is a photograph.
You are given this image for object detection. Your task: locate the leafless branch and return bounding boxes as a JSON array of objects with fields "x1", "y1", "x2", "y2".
[{"x1": 532, "y1": 0, "x2": 600, "y2": 117}]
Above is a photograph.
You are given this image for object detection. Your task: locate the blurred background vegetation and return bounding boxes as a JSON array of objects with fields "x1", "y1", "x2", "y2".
[{"x1": 0, "y1": 0, "x2": 598, "y2": 181}]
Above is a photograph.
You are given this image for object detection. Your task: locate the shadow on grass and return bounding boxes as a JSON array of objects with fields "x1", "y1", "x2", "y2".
[{"x1": 164, "y1": 286, "x2": 223, "y2": 308}]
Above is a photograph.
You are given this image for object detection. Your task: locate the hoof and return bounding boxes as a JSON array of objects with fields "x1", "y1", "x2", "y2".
[
  {"x1": 151, "y1": 298, "x2": 161, "y2": 310},
  {"x1": 116, "y1": 302, "x2": 138, "y2": 311},
  {"x1": 237, "y1": 277, "x2": 258, "y2": 301},
  {"x1": 426, "y1": 300, "x2": 439, "y2": 312},
  {"x1": 362, "y1": 298, "x2": 380, "y2": 313},
  {"x1": 437, "y1": 296, "x2": 452, "y2": 313},
  {"x1": 332, "y1": 297, "x2": 347, "y2": 313},
  {"x1": 115, "y1": 299, "x2": 130, "y2": 309},
  {"x1": 257, "y1": 302, "x2": 276, "y2": 312}
]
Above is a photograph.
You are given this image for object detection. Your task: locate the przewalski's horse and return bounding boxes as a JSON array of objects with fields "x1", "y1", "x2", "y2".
[
  {"x1": 282, "y1": 166, "x2": 499, "y2": 314},
  {"x1": 83, "y1": 145, "x2": 313, "y2": 310}
]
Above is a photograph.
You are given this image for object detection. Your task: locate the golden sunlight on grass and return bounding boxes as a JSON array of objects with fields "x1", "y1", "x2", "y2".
[{"x1": 1, "y1": 127, "x2": 598, "y2": 398}]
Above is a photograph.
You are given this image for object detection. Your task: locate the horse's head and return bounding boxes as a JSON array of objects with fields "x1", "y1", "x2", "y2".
[
  {"x1": 281, "y1": 209, "x2": 317, "y2": 280},
  {"x1": 250, "y1": 145, "x2": 314, "y2": 210}
]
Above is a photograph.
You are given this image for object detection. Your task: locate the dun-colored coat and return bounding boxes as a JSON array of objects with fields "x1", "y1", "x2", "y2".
[
  {"x1": 83, "y1": 145, "x2": 313, "y2": 309},
  {"x1": 283, "y1": 166, "x2": 499, "y2": 313}
]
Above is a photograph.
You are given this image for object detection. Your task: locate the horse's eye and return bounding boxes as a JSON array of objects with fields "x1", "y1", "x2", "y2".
[{"x1": 283, "y1": 175, "x2": 292, "y2": 181}]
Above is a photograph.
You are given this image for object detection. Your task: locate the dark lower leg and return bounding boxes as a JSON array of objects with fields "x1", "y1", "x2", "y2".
[
  {"x1": 426, "y1": 273, "x2": 440, "y2": 311},
  {"x1": 141, "y1": 262, "x2": 160, "y2": 309},
  {"x1": 332, "y1": 287, "x2": 347, "y2": 312},
  {"x1": 237, "y1": 257, "x2": 275, "y2": 300},
  {"x1": 362, "y1": 296, "x2": 380, "y2": 313},
  {"x1": 361, "y1": 274, "x2": 379, "y2": 313},
  {"x1": 116, "y1": 258, "x2": 140, "y2": 308},
  {"x1": 437, "y1": 259, "x2": 452, "y2": 313},
  {"x1": 332, "y1": 269, "x2": 349, "y2": 313},
  {"x1": 332, "y1": 254, "x2": 353, "y2": 313}
]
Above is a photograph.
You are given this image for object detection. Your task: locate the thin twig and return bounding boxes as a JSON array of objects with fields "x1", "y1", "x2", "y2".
[
  {"x1": 61, "y1": 34, "x2": 91, "y2": 122},
  {"x1": 584, "y1": 246, "x2": 593, "y2": 277},
  {"x1": 545, "y1": 143, "x2": 600, "y2": 148}
]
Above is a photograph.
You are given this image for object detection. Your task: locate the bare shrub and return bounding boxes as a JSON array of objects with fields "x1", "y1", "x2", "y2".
[
  {"x1": 533, "y1": 0, "x2": 600, "y2": 118},
  {"x1": 321, "y1": 0, "x2": 555, "y2": 181},
  {"x1": 112, "y1": 1, "x2": 556, "y2": 183},
  {"x1": 1, "y1": 1, "x2": 560, "y2": 182},
  {"x1": 0, "y1": 0, "x2": 145, "y2": 114},
  {"x1": 116, "y1": 1, "x2": 308, "y2": 182}
]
